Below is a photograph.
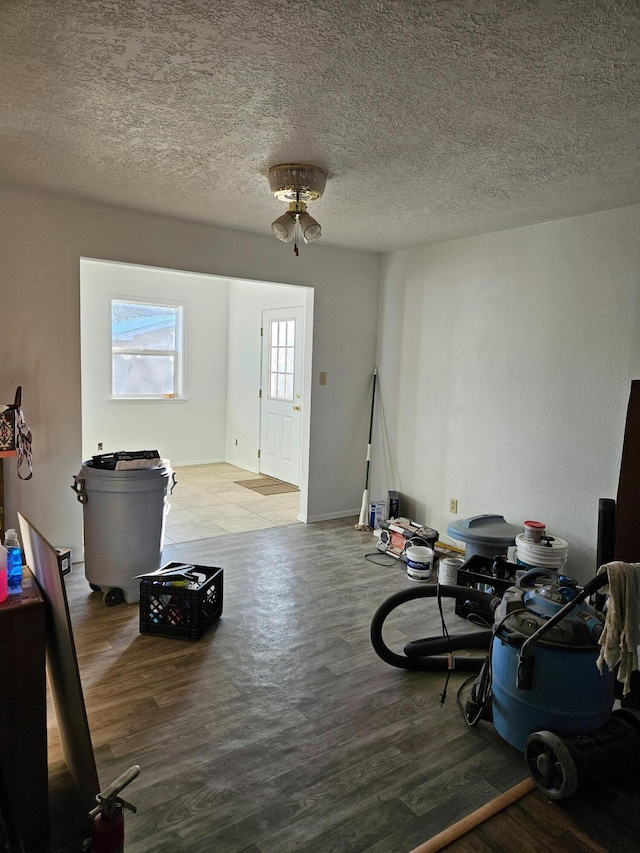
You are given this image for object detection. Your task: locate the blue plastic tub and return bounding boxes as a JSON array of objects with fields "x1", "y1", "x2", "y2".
[{"x1": 491, "y1": 634, "x2": 615, "y2": 751}]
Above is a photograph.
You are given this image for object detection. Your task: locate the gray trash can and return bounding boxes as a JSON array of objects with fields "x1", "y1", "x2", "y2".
[
  {"x1": 447, "y1": 514, "x2": 521, "y2": 560},
  {"x1": 72, "y1": 462, "x2": 176, "y2": 605}
]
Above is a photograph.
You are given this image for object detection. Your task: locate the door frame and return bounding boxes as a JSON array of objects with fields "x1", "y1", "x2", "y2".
[
  {"x1": 254, "y1": 292, "x2": 314, "y2": 522},
  {"x1": 259, "y1": 305, "x2": 305, "y2": 486}
]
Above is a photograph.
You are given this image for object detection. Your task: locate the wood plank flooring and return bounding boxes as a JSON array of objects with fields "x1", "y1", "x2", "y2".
[
  {"x1": 46, "y1": 519, "x2": 639, "y2": 852},
  {"x1": 443, "y1": 774, "x2": 640, "y2": 853}
]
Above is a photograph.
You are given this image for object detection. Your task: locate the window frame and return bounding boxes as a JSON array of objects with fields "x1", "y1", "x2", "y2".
[
  {"x1": 267, "y1": 317, "x2": 296, "y2": 403},
  {"x1": 108, "y1": 295, "x2": 187, "y2": 401}
]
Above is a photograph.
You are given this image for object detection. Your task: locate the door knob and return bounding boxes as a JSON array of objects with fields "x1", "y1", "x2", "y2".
[{"x1": 293, "y1": 405, "x2": 301, "y2": 411}]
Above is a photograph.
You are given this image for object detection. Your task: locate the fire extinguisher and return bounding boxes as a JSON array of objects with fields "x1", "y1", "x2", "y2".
[{"x1": 83, "y1": 765, "x2": 140, "y2": 853}]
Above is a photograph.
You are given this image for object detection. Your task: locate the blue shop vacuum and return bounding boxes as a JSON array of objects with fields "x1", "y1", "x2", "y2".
[{"x1": 370, "y1": 566, "x2": 640, "y2": 799}]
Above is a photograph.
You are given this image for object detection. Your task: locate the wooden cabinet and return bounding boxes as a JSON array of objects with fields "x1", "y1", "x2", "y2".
[
  {"x1": 0, "y1": 449, "x2": 17, "y2": 539},
  {"x1": 0, "y1": 569, "x2": 49, "y2": 851}
]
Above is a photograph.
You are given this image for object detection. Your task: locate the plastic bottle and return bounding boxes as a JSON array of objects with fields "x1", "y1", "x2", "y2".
[
  {"x1": 0, "y1": 541, "x2": 7, "y2": 603},
  {"x1": 5, "y1": 529, "x2": 22, "y2": 594}
]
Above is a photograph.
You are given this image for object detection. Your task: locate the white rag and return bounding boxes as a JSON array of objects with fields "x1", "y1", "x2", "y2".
[{"x1": 596, "y1": 560, "x2": 640, "y2": 694}]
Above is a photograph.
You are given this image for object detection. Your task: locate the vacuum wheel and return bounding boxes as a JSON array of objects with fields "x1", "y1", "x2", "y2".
[
  {"x1": 613, "y1": 706, "x2": 640, "y2": 734},
  {"x1": 524, "y1": 730, "x2": 578, "y2": 800},
  {"x1": 103, "y1": 587, "x2": 124, "y2": 607},
  {"x1": 88, "y1": 582, "x2": 101, "y2": 592}
]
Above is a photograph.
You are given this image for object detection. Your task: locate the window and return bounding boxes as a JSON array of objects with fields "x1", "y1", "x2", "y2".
[
  {"x1": 268, "y1": 318, "x2": 295, "y2": 401},
  {"x1": 110, "y1": 299, "x2": 185, "y2": 398}
]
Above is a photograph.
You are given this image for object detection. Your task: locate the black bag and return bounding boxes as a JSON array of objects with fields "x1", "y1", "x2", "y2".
[
  {"x1": 91, "y1": 450, "x2": 161, "y2": 470},
  {"x1": 0, "y1": 386, "x2": 21, "y2": 451},
  {"x1": 0, "y1": 387, "x2": 32, "y2": 480}
]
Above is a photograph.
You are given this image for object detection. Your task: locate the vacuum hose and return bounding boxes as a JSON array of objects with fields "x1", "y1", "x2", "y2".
[{"x1": 370, "y1": 584, "x2": 501, "y2": 671}]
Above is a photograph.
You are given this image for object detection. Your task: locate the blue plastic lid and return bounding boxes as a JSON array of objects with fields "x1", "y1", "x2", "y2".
[{"x1": 447, "y1": 514, "x2": 521, "y2": 545}]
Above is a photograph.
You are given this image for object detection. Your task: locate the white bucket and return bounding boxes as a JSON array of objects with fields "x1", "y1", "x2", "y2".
[
  {"x1": 406, "y1": 546, "x2": 434, "y2": 582},
  {"x1": 438, "y1": 556, "x2": 464, "y2": 585},
  {"x1": 515, "y1": 532, "x2": 569, "y2": 572}
]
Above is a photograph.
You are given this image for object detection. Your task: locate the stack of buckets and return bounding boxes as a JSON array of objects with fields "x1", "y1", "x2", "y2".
[{"x1": 514, "y1": 520, "x2": 569, "y2": 573}]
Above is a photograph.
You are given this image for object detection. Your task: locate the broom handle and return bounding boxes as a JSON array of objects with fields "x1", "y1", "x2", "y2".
[
  {"x1": 408, "y1": 779, "x2": 535, "y2": 853},
  {"x1": 364, "y1": 368, "x2": 378, "y2": 489}
]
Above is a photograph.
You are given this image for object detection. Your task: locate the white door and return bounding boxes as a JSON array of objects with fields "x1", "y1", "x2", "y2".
[{"x1": 259, "y1": 307, "x2": 304, "y2": 485}]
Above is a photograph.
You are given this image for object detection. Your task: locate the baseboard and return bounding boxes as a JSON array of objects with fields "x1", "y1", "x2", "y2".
[
  {"x1": 170, "y1": 457, "x2": 227, "y2": 467},
  {"x1": 304, "y1": 509, "x2": 360, "y2": 523},
  {"x1": 224, "y1": 458, "x2": 259, "y2": 474}
]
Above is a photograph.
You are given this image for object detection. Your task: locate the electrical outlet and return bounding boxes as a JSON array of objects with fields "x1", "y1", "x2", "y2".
[
  {"x1": 319, "y1": 371, "x2": 327, "y2": 385},
  {"x1": 449, "y1": 498, "x2": 458, "y2": 513},
  {"x1": 98, "y1": 442, "x2": 103, "y2": 451}
]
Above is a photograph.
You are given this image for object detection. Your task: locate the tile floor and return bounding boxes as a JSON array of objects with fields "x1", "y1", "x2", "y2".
[{"x1": 164, "y1": 462, "x2": 301, "y2": 544}]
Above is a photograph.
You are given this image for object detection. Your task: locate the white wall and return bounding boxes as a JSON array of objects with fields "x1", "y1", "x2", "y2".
[
  {"x1": 80, "y1": 259, "x2": 229, "y2": 465},
  {"x1": 0, "y1": 182, "x2": 380, "y2": 557},
  {"x1": 373, "y1": 205, "x2": 640, "y2": 582}
]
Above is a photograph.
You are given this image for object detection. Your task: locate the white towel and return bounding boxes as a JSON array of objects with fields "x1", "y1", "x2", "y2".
[{"x1": 596, "y1": 561, "x2": 640, "y2": 694}]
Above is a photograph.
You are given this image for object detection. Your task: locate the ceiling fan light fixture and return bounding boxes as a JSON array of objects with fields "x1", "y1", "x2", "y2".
[
  {"x1": 271, "y1": 210, "x2": 296, "y2": 242},
  {"x1": 298, "y1": 210, "x2": 321, "y2": 242},
  {"x1": 268, "y1": 164, "x2": 327, "y2": 203},
  {"x1": 267, "y1": 163, "x2": 328, "y2": 255}
]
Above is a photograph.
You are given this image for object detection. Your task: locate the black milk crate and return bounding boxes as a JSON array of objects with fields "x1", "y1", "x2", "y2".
[
  {"x1": 139, "y1": 563, "x2": 223, "y2": 641},
  {"x1": 454, "y1": 555, "x2": 518, "y2": 622}
]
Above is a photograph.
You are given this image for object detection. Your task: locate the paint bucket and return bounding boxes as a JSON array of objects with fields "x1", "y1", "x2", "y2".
[
  {"x1": 406, "y1": 546, "x2": 434, "y2": 582},
  {"x1": 438, "y1": 556, "x2": 464, "y2": 585},
  {"x1": 515, "y1": 532, "x2": 569, "y2": 572}
]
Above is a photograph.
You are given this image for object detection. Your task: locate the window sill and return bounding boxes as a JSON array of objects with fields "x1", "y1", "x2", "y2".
[{"x1": 108, "y1": 396, "x2": 188, "y2": 403}]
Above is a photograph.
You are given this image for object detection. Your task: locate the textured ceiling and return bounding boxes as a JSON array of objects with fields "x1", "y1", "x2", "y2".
[{"x1": 1, "y1": 0, "x2": 639, "y2": 252}]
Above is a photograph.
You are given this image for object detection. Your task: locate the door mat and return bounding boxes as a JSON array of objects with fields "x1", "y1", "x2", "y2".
[{"x1": 235, "y1": 477, "x2": 299, "y2": 496}]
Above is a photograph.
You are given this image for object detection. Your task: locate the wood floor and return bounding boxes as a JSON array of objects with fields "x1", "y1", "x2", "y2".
[
  {"x1": 47, "y1": 518, "x2": 640, "y2": 852},
  {"x1": 442, "y1": 778, "x2": 640, "y2": 853}
]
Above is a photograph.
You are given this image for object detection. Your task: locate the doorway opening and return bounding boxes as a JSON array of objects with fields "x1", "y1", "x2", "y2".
[{"x1": 80, "y1": 258, "x2": 314, "y2": 545}]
